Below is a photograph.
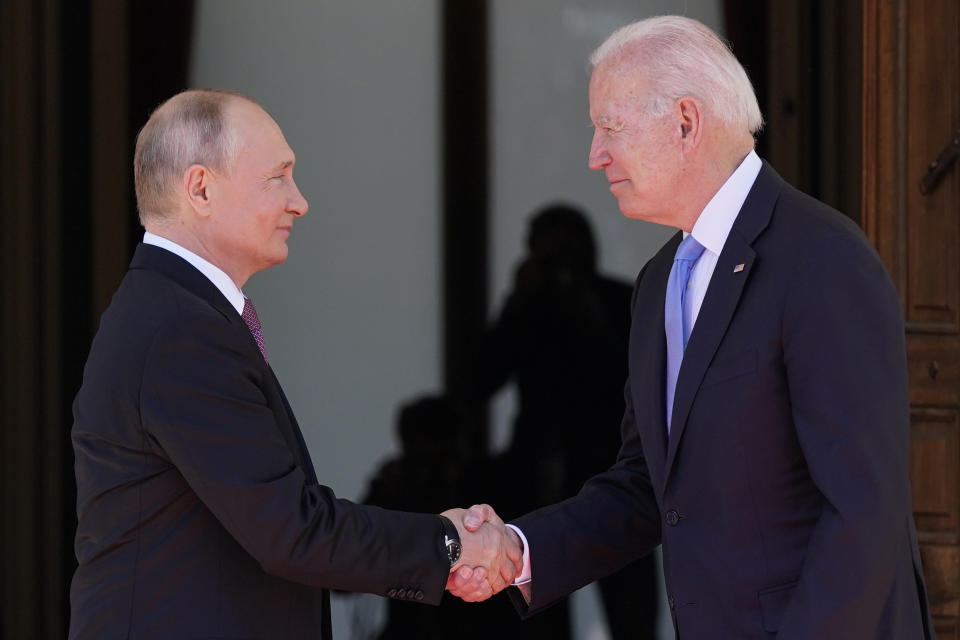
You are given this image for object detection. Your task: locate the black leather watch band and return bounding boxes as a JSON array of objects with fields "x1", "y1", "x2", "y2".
[{"x1": 438, "y1": 515, "x2": 462, "y2": 566}]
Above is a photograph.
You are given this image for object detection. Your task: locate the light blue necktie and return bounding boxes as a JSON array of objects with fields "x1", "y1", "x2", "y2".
[{"x1": 665, "y1": 235, "x2": 705, "y2": 432}]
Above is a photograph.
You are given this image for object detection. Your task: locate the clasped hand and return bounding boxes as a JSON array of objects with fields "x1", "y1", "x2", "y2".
[{"x1": 440, "y1": 504, "x2": 522, "y2": 602}]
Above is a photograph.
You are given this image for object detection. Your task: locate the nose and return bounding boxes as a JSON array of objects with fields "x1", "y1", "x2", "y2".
[
  {"x1": 588, "y1": 131, "x2": 610, "y2": 171},
  {"x1": 287, "y1": 178, "x2": 308, "y2": 217}
]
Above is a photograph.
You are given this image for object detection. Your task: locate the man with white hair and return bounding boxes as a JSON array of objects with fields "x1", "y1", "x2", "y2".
[
  {"x1": 69, "y1": 89, "x2": 520, "y2": 640},
  {"x1": 451, "y1": 15, "x2": 934, "y2": 639}
]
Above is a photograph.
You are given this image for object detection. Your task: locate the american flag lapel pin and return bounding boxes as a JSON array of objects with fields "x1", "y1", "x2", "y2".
[{"x1": 733, "y1": 263, "x2": 745, "y2": 273}]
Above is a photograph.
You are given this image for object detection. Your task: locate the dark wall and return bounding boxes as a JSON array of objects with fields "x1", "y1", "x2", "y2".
[
  {"x1": 0, "y1": 2, "x2": 192, "y2": 637},
  {"x1": 727, "y1": 0, "x2": 863, "y2": 222}
]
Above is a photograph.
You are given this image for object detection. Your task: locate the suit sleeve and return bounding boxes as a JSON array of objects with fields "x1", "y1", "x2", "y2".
[
  {"x1": 776, "y1": 231, "x2": 914, "y2": 637},
  {"x1": 138, "y1": 300, "x2": 450, "y2": 602}
]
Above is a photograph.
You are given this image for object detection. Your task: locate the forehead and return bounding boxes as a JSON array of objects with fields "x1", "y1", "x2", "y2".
[
  {"x1": 228, "y1": 101, "x2": 294, "y2": 166},
  {"x1": 588, "y1": 60, "x2": 648, "y2": 120}
]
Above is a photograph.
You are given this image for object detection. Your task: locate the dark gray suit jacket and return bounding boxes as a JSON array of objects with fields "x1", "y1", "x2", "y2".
[
  {"x1": 510, "y1": 163, "x2": 935, "y2": 639},
  {"x1": 70, "y1": 244, "x2": 448, "y2": 639}
]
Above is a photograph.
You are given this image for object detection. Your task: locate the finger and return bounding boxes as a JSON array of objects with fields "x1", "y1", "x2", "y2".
[
  {"x1": 448, "y1": 565, "x2": 486, "y2": 592},
  {"x1": 472, "y1": 566, "x2": 488, "y2": 583},
  {"x1": 464, "y1": 503, "x2": 503, "y2": 530},
  {"x1": 462, "y1": 504, "x2": 487, "y2": 530},
  {"x1": 498, "y1": 557, "x2": 517, "y2": 587},
  {"x1": 448, "y1": 567, "x2": 493, "y2": 602},
  {"x1": 446, "y1": 565, "x2": 475, "y2": 592},
  {"x1": 470, "y1": 569, "x2": 491, "y2": 596},
  {"x1": 462, "y1": 582, "x2": 493, "y2": 603},
  {"x1": 505, "y1": 530, "x2": 524, "y2": 574},
  {"x1": 487, "y1": 570, "x2": 508, "y2": 595}
]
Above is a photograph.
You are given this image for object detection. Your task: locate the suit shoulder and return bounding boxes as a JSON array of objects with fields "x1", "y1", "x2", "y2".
[
  {"x1": 766, "y1": 186, "x2": 898, "y2": 305},
  {"x1": 772, "y1": 184, "x2": 868, "y2": 249},
  {"x1": 124, "y1": 268, "x2": 231, "y2": 323},
  {"x1": 93, "y1": 269, "x2": 236, "y2": 363}
]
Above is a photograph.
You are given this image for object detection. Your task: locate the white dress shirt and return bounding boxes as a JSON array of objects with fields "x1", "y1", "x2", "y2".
[
  {"x1": 509, "y1": 150, "x2": 763, "y2": 586},
  {"x1": 682, "y1": 149, "x2": 762, "y2": 331},
  {"x1": 143, "y1": 232, "x2": 246, "y2": 314}
]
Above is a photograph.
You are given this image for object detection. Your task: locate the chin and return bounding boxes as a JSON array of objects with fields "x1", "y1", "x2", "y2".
[
  {"x1": 618, "y1": 201, "x2": 665, "y2": 225},
  {"x1": 619, "y1": 207, "x2": 651, "y2": 221},
  {"x1": 268, "y1": 246, "x2": 290, "y2": 266}
]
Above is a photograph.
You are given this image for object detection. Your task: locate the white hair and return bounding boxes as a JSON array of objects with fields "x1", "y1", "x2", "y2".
[
  {"x1": 590, "y1": 16, "x2": 763, "y2": 136},
  {"x1": 133, "y1": 89, "x2": 249, "y2": 225}
]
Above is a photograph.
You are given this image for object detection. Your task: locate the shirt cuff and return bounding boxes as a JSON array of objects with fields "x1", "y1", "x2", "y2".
[{"x1": 506, "y1": 524, "x2": 531, "y2": 584}]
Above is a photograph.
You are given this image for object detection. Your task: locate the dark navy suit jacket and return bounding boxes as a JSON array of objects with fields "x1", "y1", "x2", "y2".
[
  {"x1": 510, "y1": 163, "x2": 935, "y2": 638},
  {"x1": 70, "y1": 244, "x2": 449, "y2": 639}
]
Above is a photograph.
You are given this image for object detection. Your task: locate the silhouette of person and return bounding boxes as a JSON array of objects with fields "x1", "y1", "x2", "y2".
[
  {"x1": 361, "y1": 393, "x2": 582, "y2": 640},
  {"x1": 476, "y1": 203, "x2": 660, "y2": 639},
  {"x1": 362, "y1": 395, "x2": 468, "y2": 639}
]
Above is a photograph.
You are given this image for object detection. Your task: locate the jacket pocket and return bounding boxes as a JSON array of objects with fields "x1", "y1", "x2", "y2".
[{"x1": 757, "y1": 580, "x2": 797, "y2": 632}]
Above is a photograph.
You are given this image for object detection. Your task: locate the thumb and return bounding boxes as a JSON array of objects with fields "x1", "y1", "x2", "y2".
[{"x1": 463, "y1": 503, "x2": 491, "y2": 530}]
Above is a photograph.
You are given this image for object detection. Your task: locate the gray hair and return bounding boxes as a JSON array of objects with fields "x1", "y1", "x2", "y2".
[
  {"x1": 590, "y1": 16, "x2": 763, "y2": 136},
  {"x1": 134, "y1": 89, "x2": 250, "y2": 224}
]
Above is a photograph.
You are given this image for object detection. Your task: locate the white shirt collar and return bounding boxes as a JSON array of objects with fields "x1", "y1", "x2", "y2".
[
  {"x1": 686, "y1": 149, "x2": 763, "y2": 254},
  {"x1": 142, "y1": 231, "x2": 246, "y2": 315}
]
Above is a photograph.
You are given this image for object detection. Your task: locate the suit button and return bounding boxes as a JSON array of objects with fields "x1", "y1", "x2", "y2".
[
  {"x1": 387, "y1": 588, "x2": 397, "y2": 598},
  {"x1": 396, "y1": 588, "x2": 407, "y2": 599},
  {"x1": 665, "y1": 510, "x2": 680, "y2": 526},
  {"x1": 669, "y1": 596, "x2": 676, "y2": 610},
  {"x1": 414, "y1": 590, "x2": 424, "y2": 601}
]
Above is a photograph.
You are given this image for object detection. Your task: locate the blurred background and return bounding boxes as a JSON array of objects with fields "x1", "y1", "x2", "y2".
[{"x1": 2, "y1": 0, "x2": 867, "y2": 637}]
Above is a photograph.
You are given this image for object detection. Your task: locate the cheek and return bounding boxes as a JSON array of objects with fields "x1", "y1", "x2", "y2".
[{"x1": 250, "y1": 197, "x2": 281, "y2": 226}]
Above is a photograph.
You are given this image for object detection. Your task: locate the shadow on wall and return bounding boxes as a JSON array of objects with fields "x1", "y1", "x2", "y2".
[{"x1": 354, "y1": 204, "x2": 662, "y2": 640}]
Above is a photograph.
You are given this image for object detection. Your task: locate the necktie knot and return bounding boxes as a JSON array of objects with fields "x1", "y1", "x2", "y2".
[
  {"x1": 674, "y1": 234, "x2": 706, "y2": 264},
  {"x1": 241, "y1": 297, "x2": 269, "y2": 362}
]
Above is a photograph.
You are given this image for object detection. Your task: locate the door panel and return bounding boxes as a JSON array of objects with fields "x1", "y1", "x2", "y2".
[{"x1": 864, "y1": 0, "x2": 960, "y2": 633}]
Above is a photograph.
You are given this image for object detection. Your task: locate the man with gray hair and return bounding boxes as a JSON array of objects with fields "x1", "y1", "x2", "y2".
[
  {"x1": 450, "y1": 15, "x2": 934, "y2": 639},
  {"x1": 69, "y1": 89, "x2": 520, "y2": 639}
]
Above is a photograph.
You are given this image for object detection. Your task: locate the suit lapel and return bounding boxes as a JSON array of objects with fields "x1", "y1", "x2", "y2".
[
  {"x1": 663, "y1": 162, "x2": 784, "y2": 481},
  {"x1": 630, "y1": 235, "x2": 680, "y2": 495}
]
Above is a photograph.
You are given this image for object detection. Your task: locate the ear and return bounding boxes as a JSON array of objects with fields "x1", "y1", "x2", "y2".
[
  {"x1": 183, "y1": 164, "x2": 215, "y2": 217},
  {"x1": 677, "y1": 96, "x2": 703, "y2": 153}
]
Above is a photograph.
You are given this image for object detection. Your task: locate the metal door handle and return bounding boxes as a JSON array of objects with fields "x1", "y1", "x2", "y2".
[{"x1": 919, "y1": 127, "x2": 960, "y2": 195}]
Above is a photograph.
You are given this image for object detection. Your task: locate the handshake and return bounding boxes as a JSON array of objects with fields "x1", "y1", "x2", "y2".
[{"x1": 440, "y1": 504, "x2": 526, "y2": 603}]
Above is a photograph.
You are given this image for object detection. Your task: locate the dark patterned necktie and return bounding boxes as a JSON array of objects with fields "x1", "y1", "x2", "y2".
[{"x1": 241, "y1": 297, "x2": 269, "y2": 362}]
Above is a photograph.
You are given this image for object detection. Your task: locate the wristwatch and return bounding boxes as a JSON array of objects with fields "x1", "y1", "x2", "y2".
[{"x1": 439, "y1": 515, "x2": 462, "y2": 566}]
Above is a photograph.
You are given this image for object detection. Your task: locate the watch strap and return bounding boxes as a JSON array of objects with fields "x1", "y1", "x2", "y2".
[{"x1": 438, "y1": 515, "x2": 461, "y2": 566}]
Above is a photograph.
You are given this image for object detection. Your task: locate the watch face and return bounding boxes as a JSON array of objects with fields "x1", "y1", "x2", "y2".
[{"x1": 447, "y1": 538, "x2": 462, "y2": 566}]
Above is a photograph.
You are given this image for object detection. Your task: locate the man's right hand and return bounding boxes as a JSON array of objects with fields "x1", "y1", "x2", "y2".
[{"x1": 442, "y1": 504, "x2": 523, "y2": 602}]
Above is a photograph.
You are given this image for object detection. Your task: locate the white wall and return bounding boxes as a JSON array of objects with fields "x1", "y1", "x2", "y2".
[
  {"x1": 190, "y1": 5, "x2": 440, "y2": 635},
  {"x1": 190, "y1": 0, "x2": 441, "y2": 504}
]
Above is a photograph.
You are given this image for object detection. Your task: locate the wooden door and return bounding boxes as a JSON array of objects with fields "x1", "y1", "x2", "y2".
[{"x1": 863, "y1": 0, "x2": 960, "y2": 635}]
